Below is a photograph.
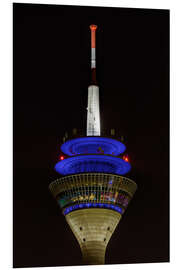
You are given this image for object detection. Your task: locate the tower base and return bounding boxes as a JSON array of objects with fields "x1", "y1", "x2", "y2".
[{"x1": 65, "y1": 208, "x2": 121, "y2": 265}]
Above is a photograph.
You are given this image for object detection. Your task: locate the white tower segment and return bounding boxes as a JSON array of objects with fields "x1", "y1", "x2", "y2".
[
  {"x1": 87, "y1": 85, "x2": 100, "y2": 136},
  {"x1": 87, "y1": 25, "x2": 101, "y2": 136}
]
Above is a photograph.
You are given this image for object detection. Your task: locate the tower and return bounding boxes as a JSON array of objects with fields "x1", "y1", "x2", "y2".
[{"x1": 49, "y1": 25, "x2": 137, "y2": 265}]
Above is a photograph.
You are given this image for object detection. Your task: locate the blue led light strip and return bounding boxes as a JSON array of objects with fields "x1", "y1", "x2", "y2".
[
  {"x1": 55, "y1": 154, "x2": 131, "y2": 175},
  {"x1": 61, "y1": 137, "x2": 126, "y2": 156},
  {"x1": 63, "y1": 203, "x2": 124, "y2": 215}
]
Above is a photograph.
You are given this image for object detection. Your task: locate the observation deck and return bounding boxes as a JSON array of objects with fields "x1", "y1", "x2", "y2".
[
  {"x1": 51, "y1": 135, "x2": 135, "y2": 217},
  {"x1": 49, "y1": 173, "x2": 137, "y2": 216}
]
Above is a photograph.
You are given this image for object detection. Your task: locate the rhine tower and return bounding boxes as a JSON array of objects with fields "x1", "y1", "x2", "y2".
[{"x1": 49, "y1": 25, "x2": 137, "y2": 265}]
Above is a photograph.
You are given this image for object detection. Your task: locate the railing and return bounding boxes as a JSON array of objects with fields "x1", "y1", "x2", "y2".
[
  {"x1": 49, "y1": 173, "x2": 137, "y2": 199},
  {"x1": 60, "y1": 128, "x2": 126, "y2": 144}
]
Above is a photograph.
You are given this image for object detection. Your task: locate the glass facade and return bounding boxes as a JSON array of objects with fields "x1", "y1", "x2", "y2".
[
  {"x1": 49, "y1": 173, "x2": 137, "y2": 216},
  {"x1": 57, "y1": 187, "x2": 131, "y2": 209}
]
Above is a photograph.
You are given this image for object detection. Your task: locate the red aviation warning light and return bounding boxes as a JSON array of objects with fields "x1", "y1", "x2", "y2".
[
  {"x1": 59, "y1": 155, "x2": 64, "y2": 161},
  {"x1": 123, "y1": 154, "x2": 129, "y2": 162}
]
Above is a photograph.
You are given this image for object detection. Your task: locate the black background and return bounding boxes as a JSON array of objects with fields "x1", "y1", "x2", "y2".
[{"x1": 13, "y1": 3, "x2": 169, "y2": 267}]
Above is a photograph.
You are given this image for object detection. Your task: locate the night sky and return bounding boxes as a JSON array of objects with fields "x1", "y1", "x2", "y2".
[{"x1": 13, "y1": 3, "x2": 169, "y2": 268}]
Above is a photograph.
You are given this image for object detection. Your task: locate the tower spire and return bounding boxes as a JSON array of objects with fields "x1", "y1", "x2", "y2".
[
  {"x1": 90, "y1": 24, "x2": 97, "y2": 84},
  {"x1": 86, "y1": 24, "x2": 100, "y2": 136}
]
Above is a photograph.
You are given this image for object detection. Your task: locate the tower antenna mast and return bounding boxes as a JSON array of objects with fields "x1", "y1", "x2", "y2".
[
  {"x1": 87, "y1": 25, "x2": 100, "y2": 136},
  {"x1": 90, "y1": 24, "x2": 97, "y2": 84}
]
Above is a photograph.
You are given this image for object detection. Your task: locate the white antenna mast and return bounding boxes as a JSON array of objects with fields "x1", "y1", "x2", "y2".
[{"x1": 86, "y1": 25, "x2": 101, "y2": 136}]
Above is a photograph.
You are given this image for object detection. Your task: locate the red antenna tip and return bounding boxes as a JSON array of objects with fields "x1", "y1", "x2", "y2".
[{"x1": 90, "y1": 24, "x2": 97, "y2": 30}]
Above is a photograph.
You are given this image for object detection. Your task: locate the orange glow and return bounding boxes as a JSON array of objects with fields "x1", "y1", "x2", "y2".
[
  {"x1": 123, "y1": 155, "x2": 129, "y2": 162},
  {"x1": 60, "y1": 156, "x2": 64, "y2": 160},
  {"x1": 90, "y1": 24, "x2": 97, "y2": 30},
  {"x1": 90, "y1": 24, "x2": 97, "y2": 48}
]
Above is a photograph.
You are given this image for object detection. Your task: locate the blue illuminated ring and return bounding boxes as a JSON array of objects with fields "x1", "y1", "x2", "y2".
[
  {"x1": 55, "y1": 154, "x2": 131, "y2": 175},
  {"x1": 63, "y1": 203, "x2": 124, "y2": 215},
  {"x1": 61, "y1": 137, "x2": 126, "y2": 156}
]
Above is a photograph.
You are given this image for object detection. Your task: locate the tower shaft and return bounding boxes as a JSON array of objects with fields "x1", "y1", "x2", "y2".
[
  {"x1": 50, "y1": 173, "x2": 137, "y2": 265},
  {"x1": 66, "y1": 209, "x2": 121, "y2": 265}
]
